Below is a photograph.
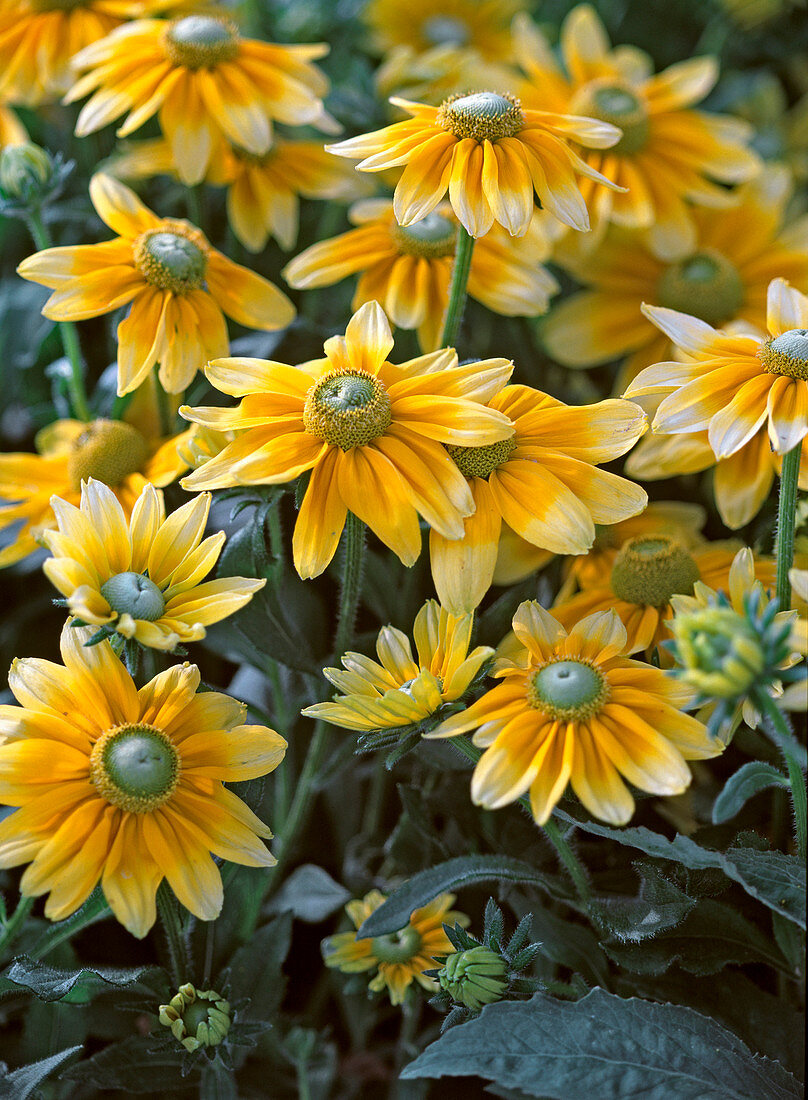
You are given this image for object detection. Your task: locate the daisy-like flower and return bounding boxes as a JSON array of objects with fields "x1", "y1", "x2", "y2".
[
  {"x1": 17, "y1": 174, "x2": 295, "y2": 396},
  {"x1": 0, "y1": 416, "x2": 189, "y2": 568},
  {"x1": 42, "y1": 479, "x2": 265, "y2": 651},
  {"x1": 325, "y1": 90, "x2": 623, "y2": 238},
  {"x1": 431, "y1": 604, "x2": 723, "y2": 825},
  {"x1": 513, "y1": 4, "x2": 761, "y2": 258},
  {"x1": 283, "y1": 200, "x2": 559, "y2": 352},
  {"x1": 179, "y1": 301, "x2": 515, "y2": 580},
  {"x1": 322, "y1": 889, "x2": 468, "y2": 1005},
  {"x1": 365, "y1": 0, "x2": 525, "y2": 64},
  {"x1": 430, "y1": 385, "x2": 648, "y2": 615},
  {"x1": 552, "y1": 535, "x2": 775, "y2": 659},
  {"x1": 302, "y1": 600, "x2": 493, "y2": 732},
  {"x1": 65, "y1": 12, "x2": 337, "y2": 185},
  {"x1": 0, "y1": 623, "x2": 287, "y2": 937}
]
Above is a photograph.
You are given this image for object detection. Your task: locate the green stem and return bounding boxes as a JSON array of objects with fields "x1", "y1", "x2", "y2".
[
  {"x1": 440, "y1": 225, "x2": 475, "y2": 349},
  {"x1": 333, "y1": 512, "x2": 366, "y2": 659},
  {"x1": 154, "y1": 379, "x2": 175, "y2": 438},
  {"x1": 25, "y1": 207, "x2": 92, "y2": 421},
  {"x1": 186, "y1": 183, "x2": 204, "y2": 230},
  {"x1": 156, "y1": 882, "x2": 190, "y2": 986},
  {"x1": 0, "y1": 894, "x2": 34, "y2": 959},
  {"x1": 271, "y1": 719, "x2": 329, "y2": 884},
  {"x1": 754, "y1": 689, "x2": 807, "y2": 861},
  {"x1": 775, "y1": 442, "x2": 801, "y2": 611}
]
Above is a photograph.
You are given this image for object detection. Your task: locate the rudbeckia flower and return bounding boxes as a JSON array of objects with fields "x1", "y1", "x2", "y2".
[
  {"x1": 66, "y1": 12, "x2": 337, "y2": 184},
  {"x1": 513, "y1": 4, "x2": 761, "y2": 258},
  {"x1": 180, "y1": 301, "x2": 514, "y2": 579},
  {"x1": 283, "y1": 200, "x2": 559, "y2": 351},
  {"x1": 323, "y1": 890, "x2": 468, "y2": 1005},
  {"x1": 42, "y1": 479, "x2": 265, "y2": 651},
  {"x1": 431, "y1": 603, "x2": 724, "y2": 825},
  {"x1": 0, "y1": 623, "x2": 287, "y2": 937},
  {"x1": 0, "y1": 416, "x2": 189, "y2": 568},
  {"x1": 302, "y1": 600, "x2": 493, "y2": 731},
  {"x1": 430, "y1": 385, "x2": 648, "y2": 615},
  {"x1": 17, "y1": 174, "x2": 295, "y2": 396},
  {"x1": 326, "y1": 90, "x2": 623, "y2": 237}
]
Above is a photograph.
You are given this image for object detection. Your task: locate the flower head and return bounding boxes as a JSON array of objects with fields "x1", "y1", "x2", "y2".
[
  {"x1": 159, "y1": 984, "x2": 231, "y2": 1053},
  {"x1": 437, "y1": 945, "x2": 509, "y2": 1011},
  {"x1": 365, "y1": 0, "x2": 525, "y2": 64},
  {"x1": 0, "y1": 624, "x2": 286, "y2": 937}
]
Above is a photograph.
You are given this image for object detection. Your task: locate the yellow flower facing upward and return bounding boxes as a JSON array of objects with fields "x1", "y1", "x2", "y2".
[
  {"x1": 302, "y1": 600, "x2": 493, "y2": 732},
  {"x1": 283, "y1": 199, "x2": 559, "y2": 352},
  {"x1": 66, "y1": 12, "x2": 337, "y2": 185},
  {"x1": 42, "y1": 479, "x2": 265, "y2": 651},
  {"x1": 514, "y1": 4, "x2": 761, "y2": 259},
  {"x1": 0, "y1": 623, "x2": 287, "y2": 937},
  {"x1": 431, "y1": 604, "x2": 723, "y2": 825},
  {"x1": 364, "y1": 0, "x2": 525, "y2": 63},
  {"x1": 323, "y1": 889, "x2": 468, "y2": 1005},
  {"x1": 17, "y1": 174, "x2": 295, "y2": 396},
  {"x1": 325, "y1": 90, "x2": 623, "y2": 238},
  {"x1": 180, "y1": 301, "x2": 515, "y2": 579}
]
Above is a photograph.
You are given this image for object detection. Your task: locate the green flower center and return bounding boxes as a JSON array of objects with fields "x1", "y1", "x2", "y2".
[
  {"x1": 391, "y1": 212, "x2": 456, "y2": 259},
  {"x1": 90, "y1": 723, "x2": 180, "y2": 814},
  {"x1": 134, "y1": 225, "x2": 208, "y2": 294},
  {"x1": 66, "y1": 419, "x2": 150, "y2": 490},
  {"x1": 163, "y1": 15, "x2": 239, "y2": 69},
  {"x1": 657, "y1": 251, "x2": 744, "y2": 327},
  {"x1": 438, "y1": 92, "x2": 524, "y2": 142},
  {"x1": 371, "y1": 925, "x2": 422, "y2": 964},
  {"x1": 445, "y1": 435, "x2": 517, "y2": 478},
  {"x1": 611, "y1": 536, "x2": 700, "y2": 606},
  {"x1": 422, "y1": 15, "x2": 471, "y2": 47},
  {"x1": 303, "y1": 370, "x2": 393, "y2": 450},
  {"x1": 101, "y1": 572, "x2": 166, "y2": 622},
  {"x1": 575, "y1": 83, "x2": 649, "y2": 154},
  {"x1": 527, "y1": 658, "x2": 609, "y2": 720},
  {"x1": 757, "y1": 329, "x2": 808, "y2": 381}
]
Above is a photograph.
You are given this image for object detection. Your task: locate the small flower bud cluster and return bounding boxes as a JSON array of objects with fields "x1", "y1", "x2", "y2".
[
  {"x1": 0, "y1": 143, "x2": 73, "y2": 216},
  {"x1": 159, "y1": 983, "x2": 231, "y2": 1053}
]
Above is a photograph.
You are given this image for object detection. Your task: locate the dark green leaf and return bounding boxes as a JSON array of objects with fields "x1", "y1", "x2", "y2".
[
  {"x1": 0, "y1": 1045, "x2": 82, "y2": 1100},
  {"x1": 712, "y1": 763, "x2": 790, "y2": 824},
  {"x1": 27, "y1": 887, "x2": 111, "y2": 960},
  {"x1": 61, "y1": 1034, "x2": 193, "y2": 1092},
  {"x1": 591, "y1": 863, "x2": 695, "y2": 943},
  {"x1": 0, "y1": 956, "x2": 160, "y2": 1004},
  {"x1": 267, "y1": 864, "x2": 350, "y2": 923},
  {"x1": 225, "y1": 911, "x2": 293, "y2": 1020}
]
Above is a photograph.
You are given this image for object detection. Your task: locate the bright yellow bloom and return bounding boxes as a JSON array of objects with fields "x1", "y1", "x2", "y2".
[
  {"x1": 302, "y1": 600, "x2": 493, "y2": 731},
  {"x1": 283, "y1": 199, "x2": 559, "y2": 352},
  {"x1": 0, "y1": 416, "x2": 189, "y2": 568},
  {"x1": 180, "y1": 301, "x2": 514, "y2": 579},
  {"x1": 66, "y1": 12, "x2": 337, "y2": 185},
  {"x1": 374, "y1": 41, "x2": 520, "y2": 112},
  {"x1": 326, "y1": 91, "x2": 623, "y2": 238},
  {"x1": 42, "y1": 479, "x2": 265, "y2": 651},
  {"x1": 17, "y1": 174, "x2": 294, "y2": 396},
  {"x1": 0, "y1": 623, "x2": 286, "y2": 937},
  {"x1": 365, "y1": 0, "x2": 525, "y2": 63},
  {"x1": 430, "y1": 385, "x2": 648, "y2": 615},
  {"x1": 514, "y1": 5, "x2": 761, "y2": 259},
  {"x1": 323, "y1": 889, "x2": 468, "y2": 1005},
  {"x1": 0, "y1": 104, "x2": 27, "y2": 146},
  {"x1": 431, "y1": 604, "x2": 723, "y2": 825}
]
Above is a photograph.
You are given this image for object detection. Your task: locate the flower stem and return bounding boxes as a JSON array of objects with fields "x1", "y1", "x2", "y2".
[
  {"x1": 440, "y1": 225, "x2": 475, "y2": 349},
  {"x1": 156, "y1": 881, "x2": 190, "y2": 985},
  {"x1": 0, "y1": 894, "x2": 34, "y2": 959},
  {"x1": 754, "y1": 689, "x2": 807, "y2": 861},
  {"x1": 333, "y1": 511, "x2": 366, "y2": 659},
  {"x1": 775, "y1": 442, "x2": 801, "y2": 611},
  {"x1": 25, "y1": 207, "x2": 92, "y2": 421}
]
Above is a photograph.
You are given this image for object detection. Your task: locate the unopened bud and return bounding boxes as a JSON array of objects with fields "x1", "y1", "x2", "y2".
[
  {"x1": 671, "y1": 606, "x2": 764, "y2": 699},
  {"x1": 158, "y1": 983, "x2": 231, "y2": 1053},
  {"x1": 438, "y1": 946, "x2": 509, "y2": 1011},
  {"x1": 0, "y1": 143, "x2": 72, "y2": 214}
]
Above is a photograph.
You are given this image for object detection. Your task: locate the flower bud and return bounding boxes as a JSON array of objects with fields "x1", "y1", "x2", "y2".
[
  {"x1": 671, "y1": 606, "x2": 764, "y2": 699},
  {"x1": 437, "y1": 945, "x2": 509, "y2": 1011},
  {"x1": 158, "y1": 983, "x2": 231, "y2": 1053},
  {"x1": 0, "y1": 143, "x2": 72, "y2": 214}
]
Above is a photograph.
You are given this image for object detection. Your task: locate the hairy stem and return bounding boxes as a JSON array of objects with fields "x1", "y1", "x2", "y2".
[
  {"x1": 440, "y1": 225, "x2": 475, "y2": 349},
  {"x1": 775, "y1": 441, "x2": 801, "y2": 611},
  {"x1": 754, "y1": 689, "x2": 807, "y2": 861}
]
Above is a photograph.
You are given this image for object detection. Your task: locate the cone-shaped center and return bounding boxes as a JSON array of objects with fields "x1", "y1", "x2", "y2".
[
  {"x1": 91, "y1": 723, "x2": 179, "y2": 813},
  {"x1": 439, "y1": 91, "x2": 524, "y2": 141},
  {"x1": 392, "y1": 212, "x2": 456, "y2": 258},
  {"x1": 303, "y1": 370, "x2": 392, "y2": 449},
  {"x1": 611, "y1": 536, "x2": 700, "y2": 606},
  {"x1": 576, "y1": 83, "x2": 649, "y2": 153},
  {"x1": 445, "y1": 435, "x2": 517, "y2": 479},
  {"x1": 164, "y1": 15, "x2": 239, "y2": 69},
  {"x1": 423, "y1": 15, "x2": 471, "y2": 47},
  {"x1": 101, "y1": 572, "x2": 166, "y2": 621},
  {"x1": 758, "y1": 328, "x2": 808, "y2": 380},
  {"x1": 134, "y1": 227, "x2": 207, "y2": 294},
  {"x1": 657, "y1": 250, "x2": 744, "y2": 327},
  {"x1": 67, "y1": 420, "x2": 150, "y2": 489},
  {"x1": 528, "y1": 659, "x2": 607, "y2": 719},
  {"x1": 371, "y1": 925, "x2": 422, "y2": 963}
]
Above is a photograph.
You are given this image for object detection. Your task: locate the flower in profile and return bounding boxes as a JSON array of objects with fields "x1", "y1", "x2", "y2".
[
  {"x1": 0, "y1": 623, "x2": 287, "y2": 937},
  {"x1": 180, "y1": 301, "x2": 514, "y2": 579},
  {"x1": 42, "y1": 479, "x2": 265, "y2": 651},
  {"x1": 17, "y1": 174, "x2": 295, "y2": 395},
  {"x1": 0, "y1": 416, "x2": 189, "y2": 568},
  {"x1": 513, "y1": 4, "x2": 761, "y2": 258},
  {"x1": 284, "y1": 200, "x2": 558, "y2": 352},
  {"x1": 302, "y1": 600, "x2": 493, "y2": 732},
  {"x1": 159, "y1": 984, "x2": 231, "y2": 1053},
  {"x1": 431, "y1": 385, "x2": 648, "y2": 615},
  {"x1": 322, "y1": 890, "x2": 468, "y2": 1005},
  {"x1": 431, "y1": 603, "x2": 724, "y2": 825},
  {"x1": 66, "y1": 12, "x2": 337, "y2": 185},
  {"x1": 326, "y1": 90, "x2": 623, "y2": 238}
]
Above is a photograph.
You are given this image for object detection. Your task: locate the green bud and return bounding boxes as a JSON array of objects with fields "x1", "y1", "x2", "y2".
[
  {"x1": 438, "y1": 946, "x2": 509, "y2": 1012},
  {"x1": 671, "y1": 606, "x2": 764, "y2": 699},
  {"x1": 158, "y1": 984, "x2": 232, "y2": 1053},
  {"x1": 0, "y1": 143, "x2": 53, "y2": 200}
]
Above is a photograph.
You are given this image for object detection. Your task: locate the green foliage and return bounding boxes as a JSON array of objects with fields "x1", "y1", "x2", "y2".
[
  {"x1": 0, "y1": 1045, "x2": 82, "y2": 1100},
  {"x1": 712, "y1": 761, "x2": 791, "y2": 823}
]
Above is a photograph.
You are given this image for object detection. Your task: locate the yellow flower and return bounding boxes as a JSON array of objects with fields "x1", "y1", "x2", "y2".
[
  {"x1": 431, "y1": 604, "x2": 723, "y2": 825},
  {"x1": 374, "y1": 42, "x2": 521, "y2": 112},
  {"x1": 430, "y1": 385, "x2": 648, "y2": 615},
  {"x1": 0, "y1": 416, "x2": 189, "y2": 568},
  {"x1": 302, "y1": 600, "x2": 493, "y2": 731},
  {"x1": 0, "y1": 104, "x2": 27, "y2": 146},
  {"x1": 17, "y1": 174, "x2": 295, "y2": 395},
  {"x1": 364, "y1": 0, "x2": 525, "y2": 64},
  {"x1": 66, "y1": 12, "x2": 337, "y2": 185},
  {"x1": 514, "y1": 4, "x2": 761, "y2": 258},
  {"x1": 179, "y1": 301, "x2": 514, "y2": 579},
  {"x1": 322, "y1": 889, "x2": 468, "y2": 1005},
  {"x1": 0, "y1": 623, "x2": 287, "y2": 937},
  {"x1": 325, "y1": 90, "x2": 623, "y2": 238},
  {"x1": 283, "y1": 199, "x2": 559, "y2": 352},
  {"x1": 42, "y1": 479, "x2": 265, "y2": 651}
]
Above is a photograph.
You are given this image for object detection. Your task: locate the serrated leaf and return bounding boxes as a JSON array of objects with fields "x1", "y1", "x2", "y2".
[
  {"x1": 400, "y1": 988, "x2": 803, "y2": 1098},
  {"x1": 0, "y1": 957, "x2": 160, "y2": 1004},
  {"x1": 0, "y1": 1045, "x2": 82, "y2": 1100},
  {"x1": 267, "y1": 864, "x2": 350, "y2": 923},
  {"x1": 712, "y1": 762, "x2": 790, "y2": 824},
  {"x1": 61, "y1": 1034, "x2": 191, "y2": 1091},
  {"x1": 591, "y1": 863, "x2": 695, "y2": 943}
]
